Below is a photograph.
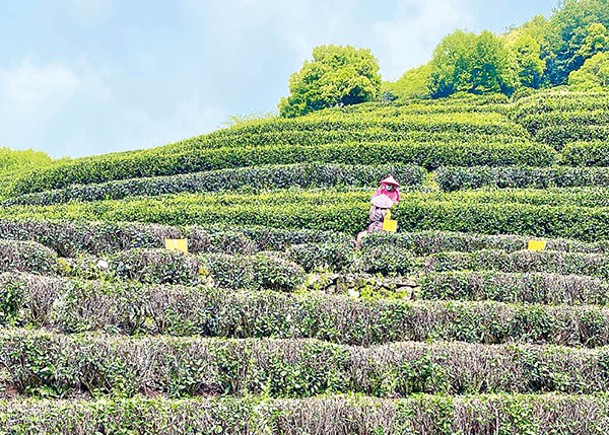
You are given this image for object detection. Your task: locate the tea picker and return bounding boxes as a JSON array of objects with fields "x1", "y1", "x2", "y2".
[{"x1": 356, "y1": 194, "x2": 397, "y2": 247}]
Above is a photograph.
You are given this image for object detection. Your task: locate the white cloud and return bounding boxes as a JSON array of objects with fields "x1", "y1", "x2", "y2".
[
  {"x1": 371, "y1": 0, "x2": 475, "y2": 80},
  {"x1": 0, "y1": 59, "x2": 110, "y2": 117},
  {"x1": 0, "y1": 59, "x2": 111, "y2": 154},
  {"x1": 0, "y1": 61, "x2": 83, "y2": 117}
]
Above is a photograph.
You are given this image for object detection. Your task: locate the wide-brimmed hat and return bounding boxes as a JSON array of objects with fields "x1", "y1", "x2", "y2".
[
  {"x1": 380, "y1": 175, "x2": 400, "y2": 187},
  {"x1": 371, "y1": 194, "x2": 394, "y2": 209}
]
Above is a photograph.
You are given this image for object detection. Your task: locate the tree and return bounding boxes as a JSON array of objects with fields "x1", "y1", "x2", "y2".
[
  {"x1": 278, "y1": 45, "x2": 381, "y2": 117},
  {"x1": 505, "y1": 31, "x2": 546, "y2": 88},
  {"x1": 384, "y1": 64, "x2": 432, "y2": 101},
  {"x1": 577, "y1": 22, "x2": 609, "y2": 59},
  {"x1": 544, "y1": 0, "x2": 609, "y2": 85},
  {"x1": 428, "y1": 30, "x2": 517, "y2": 98},
  {"x1": 568, "y1": 51, "x2": 609, "y2": 88}
]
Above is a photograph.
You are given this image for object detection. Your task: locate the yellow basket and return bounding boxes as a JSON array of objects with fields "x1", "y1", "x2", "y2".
[
  {"x1": 165, "y1": 238, "x2": 189, "y2": 254},
  {"x1": 382, "y1": 209, "x2": 398, "y2": 233},
  {"x1": 528, "y1": 240, "x2": 546, "y2": 251}
]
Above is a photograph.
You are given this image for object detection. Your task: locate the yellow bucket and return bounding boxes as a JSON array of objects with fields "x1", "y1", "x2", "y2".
[
  {"x1": 383, "y1": 219, "x2": 398, "y2": 232},
  {"x1": 165, "y1": 238, "x2": 189, "y2": 254},
  {"x1": 382, "y1": 209, "x2": 398, "y2": 232},
  {"x1": 528, "y1": 240, "x2": 546, "y2": 251}
]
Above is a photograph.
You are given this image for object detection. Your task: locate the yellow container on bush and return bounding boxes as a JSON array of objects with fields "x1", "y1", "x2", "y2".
[
  {"x1": 165, "y1": 238, "x2": 188, "y2": 254},
  {"x1": 383, "y1": 209, "x2": 398, "y2": 233},
  {"x1": 528, "y1": 240, "x2": 546, "y2": 251}
]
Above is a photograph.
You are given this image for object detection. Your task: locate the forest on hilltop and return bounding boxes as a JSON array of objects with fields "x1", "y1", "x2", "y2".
[{"x1": 280, "y1": 0, "x2": 609, "y2": 116}]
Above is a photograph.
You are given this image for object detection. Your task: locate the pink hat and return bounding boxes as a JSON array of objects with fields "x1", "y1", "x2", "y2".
[
  {"x1": 380, "y1": 175, "x2": 400, "y2": 187},
  {"x1": 371, "y1": 194, "x2": 394, "y2": 209}
]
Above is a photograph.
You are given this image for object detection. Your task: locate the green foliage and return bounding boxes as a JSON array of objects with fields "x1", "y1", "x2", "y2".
[
  {"x1": 0, "y1": 240, "x2": 58, "y2": 275},
  {"x1": 279, "y1": 45, "x2": 381, "y2": 117},
  {"x1": 1, "y1": 394, "x2": 609, "y2": 434},
  {"x1": 0, "y1": 218, "x2": 351, "y2": 257},
  {"x1": 577, "y1": 23, "x2": 609, "y2": 59},
  {"x1": 5, "y1": 187, "x2": 609, "y2": 241},
  {"x1": 0, "y1": 147, "x2": 51, "y2": 175},
  {"x1": 109, "y1": 249, "x2": 201, "y2": 285},
  {"x1": 5, "y1": 273, "x2": 609, "y2": 347},
  {"x1": 420, "y1": 271, "x2": 609, "y2": 305},
  {"x1": 511, "y1": 89, "x2": 609, "y2": 148},
  {"x1": 287, "y1": 242, "x2": 354, "y2": 272},
  {"x1": 424, "y1": 249, "x2": 609, "y2": 280},
  {"x1": 569, "y1": 51, "x2": 609, "y2": 88},
  {"x1": 200, "y1": 253, "x2": 305, "y2": 292},
  {"x1": 4, "y1": 163, "x2": 426, "y2": 206},
  {"x1": 384, "y1": 64, "x2": 432, "y2": 101},
  {"x1": 1, "y1": 100, "x2": 534, "y2": 196},
  {"x1": 505, "y1": 32, "x2": 545, "y2": 88},
  {"x1": 3, "y1": 331, "x2": 609, "y2": 398},
  {"x1": 429, "y1": 30, "x2": 517, "y2": 98},
  {"x1": 436, "y1": 166, "x2": 609, "y2": 191},
  {"x1": 544, "y1": 0, "x2": 609, "y2": 85},
  {"x1": 361, "y1": 229, "x2": 609, "y2": 256},
  {"x1": 562, "y1": 141, "x2": 609, "y2": 166},
  {"x1": 4, "y1": 139, "x2": 551, "y2": 197},
  {"x1": 354, "y1": 245, "x2": 414, "y2": 276}
]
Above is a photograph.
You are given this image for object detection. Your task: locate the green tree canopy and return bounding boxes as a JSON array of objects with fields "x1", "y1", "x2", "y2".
[
  {"x1": 505, "y1": 29, "x2": 546, "y2": 88},
  {"x1": 279, "y1": 45, "x2": 381, "y2": 117},
  {"x1": 383, "y1": 64, "x2": 432, "y2": 101},
  {"x1": 429, "y1": 30, "x2": 517, "y2": 98},
  {"x1": 568, "y1": 51, "x2": 609, "y2": 88},
  {"x1": 577, "y1": 22, "x2": 609, "y2": 58},
  {"x1": 544, "y1": 0, "x2": 609, "y2": 85}
]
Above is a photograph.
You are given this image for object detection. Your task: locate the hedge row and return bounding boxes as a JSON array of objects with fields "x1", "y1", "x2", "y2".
[
  {"x1": 287, "y1": 242, "x2": 414, "y2": 275},
  {"x1": 0, "y1": 218, "x2": 351, "y2": 257},
  {"x1": 424, "y1": 249, "x2": 609, "y2": 279},
  {"x1": 0, "y1": 219, "x2": 181, "y2": 257},
  {"x1": 5, "y1": 192, "x2": 609, "y2": 241},
  {"x1": 421, "y1": 187, "x2": 609, "y2": 208},
  {"x1": 3, "y1": 394, "x2": 609, "y2": 434},
  {"x1": 193, "y1": 111, "x2": 524, "y2": 136},
  {"x1": 436, "y1": 166, "x2": 609, "y2": 191},
  {"x1": 61, "y1": 249, "x2": 307, "y2": 291},
  {"x1": 4, "y1": 215, "x2": 608, "y2": 261},
  {"x1": 5, "y1": 273, "x2": 609, "y2": 347},
  {"x1": 3, "y1": 163, "x2": 426, "y2": 206},
  {"x1": 535, "y1": 125, "x2": 609, "y2": 149},
  {"x1": 510, "y1": 90, "x2": 609, "y2": 148},
  {"x1": 0, "y1": 236, "x2": 307, "y2": 289},
  {"x1": 4, "y1": 331, "x2": 609, "y2": 397},
  {"x1": 512, "y1": 90, "x2": 609, "y2": 114},
  {"x1": 0, "y1": 240, "x2": 57, "y2": 275},
  {"x1": 562, "y1": 141, "x2": 609, "y2": 167},
  {"x1": 518, "y1": 110, "x2": 609, "y2": 134},
  {"x1": 71, "y1": 244, "x2": 401, "y2": 288},
  {"x1": 362, "y1": 231, "x2": 609, "y2": 256},
  {"x1": 419, "y1": 271, "x2": 609, "y2": 305},
  {"x1": 25, "y1": 185, "x2": 608, "y2": 212},
  {"x1": 169, "y1": 128, "x2": 526, "y2": 152},
  {"x1": 0, "y1": 147, "x2": 51, "y2": 175},
  {"x1": 5, "y1": 140, "x2": 553, "y2": 196}
]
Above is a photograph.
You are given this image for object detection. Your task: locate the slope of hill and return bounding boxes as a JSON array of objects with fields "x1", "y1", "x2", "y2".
[{"x1": 3, "y1": 88, "x2": 609, "y2": 433}]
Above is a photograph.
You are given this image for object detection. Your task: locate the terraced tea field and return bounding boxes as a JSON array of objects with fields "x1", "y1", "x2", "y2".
[{"x1": 3, "y1": 90, "x2": 609, "y2": 433}]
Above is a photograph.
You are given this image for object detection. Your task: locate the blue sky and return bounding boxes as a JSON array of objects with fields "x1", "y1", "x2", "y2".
[{"x1": 0, "y1": 0, "x2": 557, "y2": 158}]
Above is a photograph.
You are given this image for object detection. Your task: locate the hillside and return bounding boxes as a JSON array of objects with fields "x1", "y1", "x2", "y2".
[{"x1": 4, "y1": 88, "x2": 609, "y2": 433}]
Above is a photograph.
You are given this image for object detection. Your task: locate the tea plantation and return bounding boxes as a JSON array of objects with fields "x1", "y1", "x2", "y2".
[{"x1": 3, "y1": 89, "x2": 609, "y2": 433}]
